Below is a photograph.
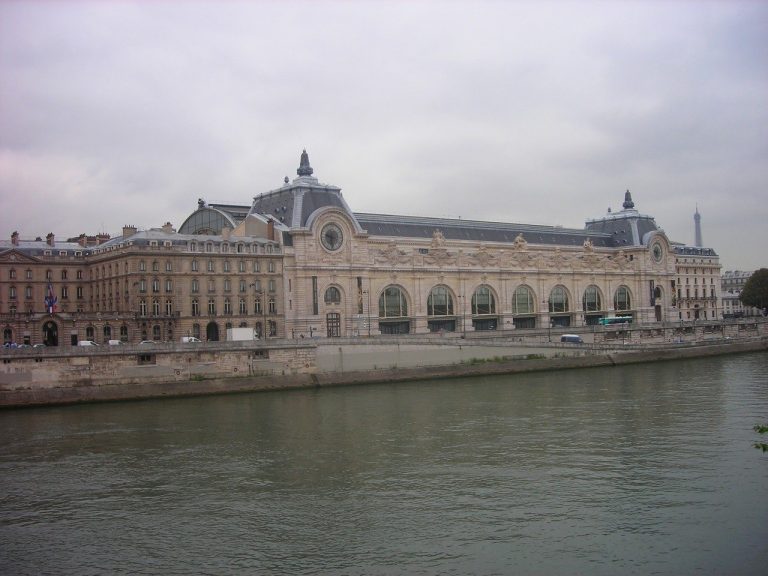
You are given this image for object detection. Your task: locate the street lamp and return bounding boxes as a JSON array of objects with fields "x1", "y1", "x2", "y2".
[{"x1": 362, "y1": 288, "x2": 372, "y2": 337}]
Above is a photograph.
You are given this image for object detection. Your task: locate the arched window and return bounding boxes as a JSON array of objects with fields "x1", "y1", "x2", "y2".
[
  {"x1": 549, "y1": 286, "x2": 569, "y2": 313},
  {"x1": 614, "y1": 286, "x2": 632, "y2": 310},
  {"x1": 153, "y1": 325, "x2": 161, "y2": 340},
  {"x1": 324, "y1": 286, "x2": 341, "y2": 304},
  {"x1": 582, "y1": 285, "x2": 602, "y2": 312},
  {"x1": 120, "y1": 325, "x2": 128, "y2": 341},
  {"x1": 103, "y1": 325, "x2": 112, "y2": 340},
  {"x1": 379, "y1": 286, "x2": 408, "y2": 318},
  {"x1": 512, "y1": 285, "x2": 535, "y2": 314},
  {"x1": 471, "y1": 285, "x2": 495, "y2": 315},
  {"x1": 427, "y1": 286, "x2": 454, "y2": 316}
]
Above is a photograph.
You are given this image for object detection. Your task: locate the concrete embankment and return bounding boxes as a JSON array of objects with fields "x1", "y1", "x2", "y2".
[{"x1": 1, "y1": 338, "x2": 766, "y2": 408}]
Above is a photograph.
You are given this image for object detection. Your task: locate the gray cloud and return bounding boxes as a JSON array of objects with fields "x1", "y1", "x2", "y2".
[{"x1": 1, "y1": 0, "x2": 766, "y2": 269}]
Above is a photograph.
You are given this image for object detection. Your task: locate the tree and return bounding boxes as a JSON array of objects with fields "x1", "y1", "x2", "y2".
[{"x1": 739, "y1": 268, "x2": 768, "y2": 313}]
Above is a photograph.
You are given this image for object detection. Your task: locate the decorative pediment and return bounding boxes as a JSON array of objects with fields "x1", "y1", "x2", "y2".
[
  {"x1": 508, "y1": 250, "x2": 534, "y2": 269},
  {"x1": 578, "y1": 252, "x2": 602, "y2": 271},
  {"x1": 550, "y1": 248, "x2": 569, "y2": 271},
  {"x1": 375, "y1": 241, "x2": 410, "y2": 266},
  {"x1": 423, "y1": 248, "x2": 456, "y2": 267},
  {"x1": 469, "y1": 245, "x2": 498, "y2": 268},
  {"x1": 0, "y1": 249, "x2": 40, "y2": 264}
]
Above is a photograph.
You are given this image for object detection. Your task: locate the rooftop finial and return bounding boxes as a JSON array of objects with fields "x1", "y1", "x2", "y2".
[
  {"x1": 622, "y1": 189, "x2": 635, "y2": 210},
  {"x1": 297, "y1": 149, "x2": 313, "y2": 177}
]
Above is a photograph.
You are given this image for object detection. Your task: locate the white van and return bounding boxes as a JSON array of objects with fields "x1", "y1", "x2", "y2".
[
  {"x1": 77, "y1": 340, "x2": 99, "y2": 346},
  {"x1": 181, "y1": 336, "x2": 202, "y2": 343},
  {"x1": 560, "y1": 334, "x2": 584, "y2": 344},
  {"x1": 108, "y1": 340, "x2": 124, "y2": 346}
]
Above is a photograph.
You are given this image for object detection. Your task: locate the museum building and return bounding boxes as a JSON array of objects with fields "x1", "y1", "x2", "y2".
[{"x1": 1, "y1": 150, "x2": 721, "y2": 345}]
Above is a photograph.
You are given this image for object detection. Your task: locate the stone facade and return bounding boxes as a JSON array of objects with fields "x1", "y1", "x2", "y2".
[
  {"x1": 0, "y1": 223, "x2": 285, "y2": 346},
  {"x1": 1, "y1": 151, "x2": 724, "y2": 345},
  {"x1": 673, "y1": 246, "x2": 722, "y2": 320}
]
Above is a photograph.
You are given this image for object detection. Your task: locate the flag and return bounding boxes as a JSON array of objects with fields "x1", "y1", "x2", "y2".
[{"x1": 44, "y1": 283, "x2": 58, "y2": 314}]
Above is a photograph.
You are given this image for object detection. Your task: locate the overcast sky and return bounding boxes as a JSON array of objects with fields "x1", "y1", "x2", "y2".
[{"x1": 1, "y1": 0, "x2": 766, "y2": 270}]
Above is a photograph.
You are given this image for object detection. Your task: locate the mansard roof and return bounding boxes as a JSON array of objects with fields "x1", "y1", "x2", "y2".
[
  {"x1": 584, "y1": 191, "x2": 661, "y2": 247},
  {"x1": 354, "y1": 213, "x2": 615, "y2": 247},
  {"x1": 175, "y1": 154, "x2": 676, "y2": 250},
  {"x1": 673, "y1": 245, "x2": 719, "y2": 257}
]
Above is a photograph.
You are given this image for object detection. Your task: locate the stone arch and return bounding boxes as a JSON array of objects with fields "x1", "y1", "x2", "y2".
[{"x1": 42, "y1": 321, "x2": 58, "y2": 346}]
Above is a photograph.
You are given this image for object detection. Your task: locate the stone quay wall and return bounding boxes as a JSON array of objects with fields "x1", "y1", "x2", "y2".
[{"x1": 1, "y1": 319, "x2": 766, "y2": 408}]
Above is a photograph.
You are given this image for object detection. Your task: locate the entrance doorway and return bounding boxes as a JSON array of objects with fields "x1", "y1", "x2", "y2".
[
  {"x1": 326, "y1": 313, "x2": 341, "y2": 337},
  {"x1": 206, "y1": 321, "x2": 220, "y2": 341},
  {"x1": 42, "y1": 321, "x2": 59, "y2": 347}
]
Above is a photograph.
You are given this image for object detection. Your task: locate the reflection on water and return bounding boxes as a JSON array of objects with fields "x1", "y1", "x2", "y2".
[{"x1": 1, "y1": 353, "x2": 767, "y2": 575}]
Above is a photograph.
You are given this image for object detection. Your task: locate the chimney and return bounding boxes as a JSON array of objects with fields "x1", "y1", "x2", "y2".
[
  {"x1": 267, "y1": 219, "x2": 275, "y2": 241},
  {"x1": 46, "y1": 232, "x2": 55, "y2": 247},
  {"x1": 161, "y1": 222, "x2": 174, "y2": 234},
  {"x1": 221, "y1": 226, "x2": 231, "y2": 241},
  {"x1": 96, "y1": 233, "x2": 110, "y2": 245},
  {"x1": 122, "y1": 225, "x2": 137, "y2": 239},
  {"x1": 78, "y1": 233, "x2": 87, "y2": 247},
  {"x1": 11, "y1": 231, "x2": 19, "y2": 246}
]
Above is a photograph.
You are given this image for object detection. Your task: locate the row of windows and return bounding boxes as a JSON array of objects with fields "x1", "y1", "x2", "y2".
[
  {"x1": 187, "y1": 240, "x2": 278, "y2": 255},
  {"x1": 5, "y1": 259, "x2": 280, "y2": 280},
  {"x1": 4, "y1": 286, "x2": 84, "y2": 300},
  {"x1": 7, "y1": 269, "x2": 84, "y2": 280},
  {"x1": 678, "y1": 288, "x2": 717, "y2": 299},
  {"x1": 88, "y1": 277, "x2": 280, "y2": 295},
  {"x1": 137, "y1": 297, "x2": 278, "y2": 317},
  {"x1": 678, "y1": 277, "x2": 717, "y2": 285},
  {"x1": 371, "y1": 284, "x2": 635, "y2": 318}
]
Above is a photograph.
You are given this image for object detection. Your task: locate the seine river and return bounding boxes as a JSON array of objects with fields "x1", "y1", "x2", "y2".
[{"x1": 1, "y1": 353, "x2": 767, "y2": 575}]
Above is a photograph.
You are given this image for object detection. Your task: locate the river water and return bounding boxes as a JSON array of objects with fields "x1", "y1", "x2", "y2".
[{"x1": 1, "y1": 353, "x2": 767, "y2": 575}]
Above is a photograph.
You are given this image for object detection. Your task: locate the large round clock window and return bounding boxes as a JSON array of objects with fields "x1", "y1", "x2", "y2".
[
  {"x1": 652, "y1": 241, "x2": 663, "y2": 263},
  {"x1": 320, "y1": 223, "x2": 344, "y2": 251}
]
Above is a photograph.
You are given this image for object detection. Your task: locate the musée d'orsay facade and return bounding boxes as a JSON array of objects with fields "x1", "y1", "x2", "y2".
[{"x1": 1, "y1": 150, "x2": 721, "y2": 346}]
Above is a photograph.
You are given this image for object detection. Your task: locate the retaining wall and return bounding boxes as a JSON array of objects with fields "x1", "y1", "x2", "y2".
[{"x1": 1, "y1": 337, "x2": 765, "y2": 408}]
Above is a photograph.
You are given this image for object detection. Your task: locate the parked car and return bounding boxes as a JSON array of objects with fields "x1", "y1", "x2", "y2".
[
  {"x1": 108, "y1": 340, "x2": 124, "y2": 346},
  {"x1": 77, "y1": 340, "x2": 100, "y2": 346},
  {"x1": 139, "y1": 340, "x2": 159, "y2": 345},
  {"x1": 181, "y1": 336, "x2": 202, "y2": 343},
  {"x1": 560, "y1": 334, "x2": 584, "y2": 344},
  {"x1": 33, "y1": 343, "x2": 47, "y2": 348}
]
